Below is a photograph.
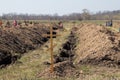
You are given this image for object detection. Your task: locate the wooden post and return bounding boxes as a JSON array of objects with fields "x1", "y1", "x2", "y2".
[{"x1": 50, "y1": 26, "x2": 54, "y2": 73}]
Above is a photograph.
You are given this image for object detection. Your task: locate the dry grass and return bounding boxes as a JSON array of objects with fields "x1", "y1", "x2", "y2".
[{"x1": 76, "y1": 65, "x2": 120, "y2": 80}]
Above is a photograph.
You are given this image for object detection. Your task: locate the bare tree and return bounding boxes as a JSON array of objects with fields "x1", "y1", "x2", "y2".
[
  {"x1": 81, "y1": 9, "x2": 91, "y2": 20},
  {"x1": 1, "y1": 10, "x2": 120, "y2": 20}
]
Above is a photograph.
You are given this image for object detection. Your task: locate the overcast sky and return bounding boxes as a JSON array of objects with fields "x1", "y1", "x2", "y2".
[{"x1": 0, "y1": 0, "x2": 120, "y2": 15}]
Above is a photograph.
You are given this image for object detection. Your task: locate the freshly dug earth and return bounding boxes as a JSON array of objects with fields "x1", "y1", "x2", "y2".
[
  {"x1": 0, "y1": 25, "x2": 48, "y2": 66},
  {"x1": 54, "y1": 31, "x2": 76, "y2": 63},
  {"x1": 76, "y1": 23, "x2": 120, "y2": 67},
  {"x1": 113, "y1": 21, "x2": 120, "y2": 29},
  {"x1": 38, "y1": 61, "x2": 80, "y2": 78},
  {"x1": 38, "y1": 28, "x2": 80, "y2": 78}
]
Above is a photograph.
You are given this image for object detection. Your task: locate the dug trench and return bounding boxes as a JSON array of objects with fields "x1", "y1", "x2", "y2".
[
  {"x1": 38, "y1": 23, "x2": 120, "y2": 79},
  {"x1": 38, "y1": 27, "x2": 80, "y2": 78},
  {"x1": 0, "y1": 25, "x2": 49, "y2": 68}
]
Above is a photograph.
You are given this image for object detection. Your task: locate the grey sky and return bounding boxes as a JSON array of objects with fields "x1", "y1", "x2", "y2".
[{"x1": 0, "y1": 0, "x2": 120, "y2": 15}]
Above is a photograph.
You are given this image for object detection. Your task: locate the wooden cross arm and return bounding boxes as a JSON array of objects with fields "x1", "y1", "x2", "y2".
[
  {"x1": 46, "y1": 44, "x2": 57, "y2": 51},
  {"x1": 42, "y1": 34, "x2": 61, "y2": 37}
]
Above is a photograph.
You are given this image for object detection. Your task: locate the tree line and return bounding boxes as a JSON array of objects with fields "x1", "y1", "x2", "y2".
[{"x1": 0, "y1": 9, "x2": 120, "y2": 20}]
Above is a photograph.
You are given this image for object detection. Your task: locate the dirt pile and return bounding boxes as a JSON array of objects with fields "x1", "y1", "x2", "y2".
[
  {"x1": 113, "y1": 21, "x2": 120, "y2": 29},
  {"x1": 38, "y1": 61, "x2": 79, "y2": 78},
  {"x1": 0, "y1": 25, "x2": 49, "y2": 66},
  {"x1": 76, "y1": 23, "x2": 120, "y2": 67}
]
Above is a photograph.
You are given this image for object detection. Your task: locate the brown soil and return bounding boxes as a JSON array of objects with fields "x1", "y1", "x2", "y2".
[
  {"x1": 38, "y1": 61, "x2": 80, "y2": 78},
  {"x1": 0, "y1": 25, "x2": 49, "y2": 66},
  {"x1": 38, "y1": 28, "x2": 80, "y2": 78},
  {"x1": 76, "y1": 23, "x2": 120, "y2": 67},
  {"x1": 38, "y1": 23, "x2": 120, "y2": 79},
  {"x1": 113, "y1": 21, "x2": 120, "y2": 29}
]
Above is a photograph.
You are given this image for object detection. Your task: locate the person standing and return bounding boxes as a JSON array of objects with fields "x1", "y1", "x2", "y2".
[
  {"x1": 13, "y1": 20, "x2": 17, "y2": 27},
  {"x1": 6, "y1": 20, "x2": 11, "y2": 28},
  {"x1": 0, "y1": 20, "x2": 2, "y2": 27},
  {"x1": 58, "y1": 21, "x2": 63, "y2": 29}
]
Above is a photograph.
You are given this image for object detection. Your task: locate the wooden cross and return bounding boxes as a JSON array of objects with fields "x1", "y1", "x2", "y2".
[{"x1": 43, "y1": 24, "x2": 60, "y2": 73}]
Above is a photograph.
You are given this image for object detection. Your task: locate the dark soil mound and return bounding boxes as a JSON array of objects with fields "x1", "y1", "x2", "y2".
[{"x1": 0, "y1": 25, "x2": 49, "y2": 66}]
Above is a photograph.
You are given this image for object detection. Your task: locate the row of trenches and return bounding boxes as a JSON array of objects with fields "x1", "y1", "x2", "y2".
[
  {"x1": 0, "y1": 25, "x2": 49, "y2": 68},
  {"x1": 38, "y1": 28, "x2": 80, "y2": 78}
]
